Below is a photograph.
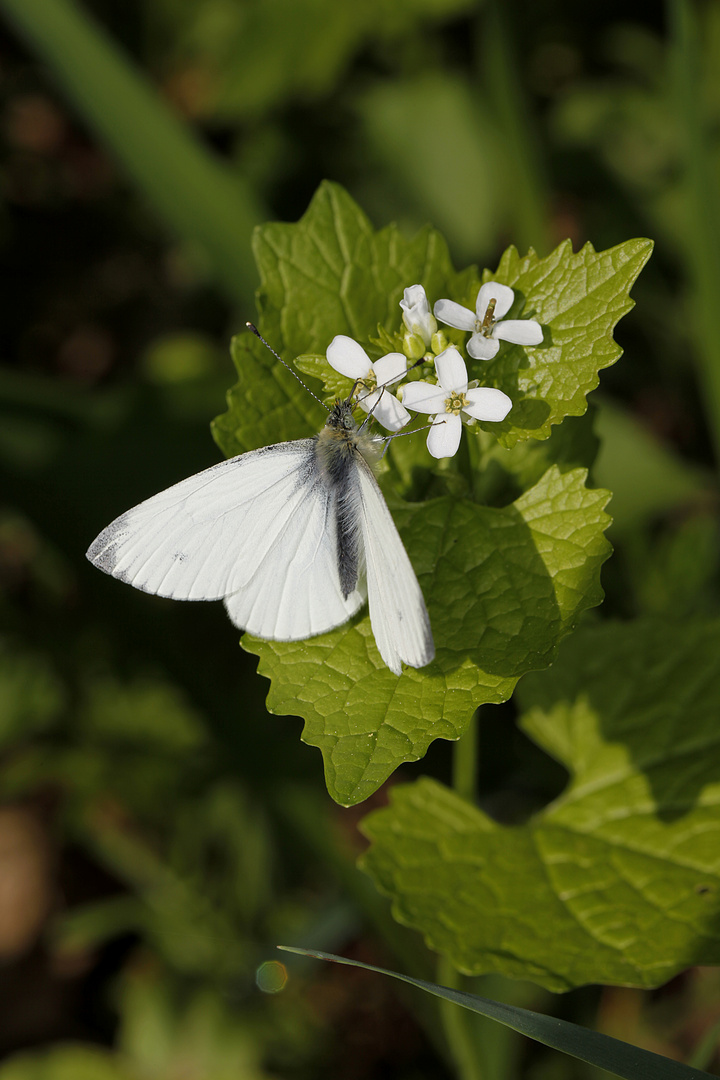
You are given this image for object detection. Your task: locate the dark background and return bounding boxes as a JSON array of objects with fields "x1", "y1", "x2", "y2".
[{"x1": 0, "y1": 0, "x2": 718, "y2": 1076}]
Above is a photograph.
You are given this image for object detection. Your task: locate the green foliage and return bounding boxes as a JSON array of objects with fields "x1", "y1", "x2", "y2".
[
  {"x1": 1, "y1": 0, "x2": 716, "y2": 1073},
  {"x1": 360, "y1": 618, "x2": 720, "y2": 991},
  {"x1": 249, "y1": 465, "x2": 610, "y2": 805},
  {"x1": 0, "y1": 1047, "x2": 127, "y2": 1080},
  {"x1": 593, "y1": 397, "x2": 713, "y2": 532},
  {"x1": 0, "y1": 642, "x2": 64, "y2": 748},
  {"x1": 211, "y1": 181, "x2": 474, "y2": 456},
  {"x1": 486, "y1": 237, "x2": 654, "y2": 447},
  {"x1": 209, "y1": 181, "x2": 651, "y2": 804},
  {"x1": 356, "y1": 74, "x2": 503, "y2": 260},
  {"x1": 148, "y1": 0, "x2": 478, "y2": 121},
  {"x1": 0, "y1": 965, "x2": 270, "y2": 1080},
  {"x1": 230, "y1": 185, "x2": 650, "y2": 454},
  {"x1": 0, "y1": 0, "x2": 263, "y2": 302}
]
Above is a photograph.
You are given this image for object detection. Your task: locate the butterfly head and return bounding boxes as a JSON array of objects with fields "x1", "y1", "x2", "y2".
[{"x1": 316, "y1": 398, "x2": 381, "y2": 475}]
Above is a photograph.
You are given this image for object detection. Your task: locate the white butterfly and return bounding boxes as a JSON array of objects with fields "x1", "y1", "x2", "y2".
[{"x1": 86, "y1": 336, "x2": 434, "y2": 676}]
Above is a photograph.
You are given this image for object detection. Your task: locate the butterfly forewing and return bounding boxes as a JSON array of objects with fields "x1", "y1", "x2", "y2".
[
  {"x1": 88, "y1": 441, "x2": 361, "y2": 639},
  {"x1": 87, "y1": 442, "x2": 313, "y2": 599}
]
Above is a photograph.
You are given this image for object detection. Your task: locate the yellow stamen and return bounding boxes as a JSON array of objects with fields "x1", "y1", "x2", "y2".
[
  {"x1": 355, "y1": 369, "x2": 377, "y2": 394},
  {"x1": 445, "y1": 390, "x2": 469, "y2": 416}
]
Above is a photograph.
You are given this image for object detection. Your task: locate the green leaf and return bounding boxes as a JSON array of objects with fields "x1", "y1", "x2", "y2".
[
  {"x1": 360, "y1": 618, "x2": 720, "y2": 990},
  {"x1": 210, "y1": 183, "x2": 618, "y2": 804},
  {"x1": 463, "y1": 406, "x2": 600, "y2": 517},
  {"x1": 212, "y1": 181, "x2": 474, "y2": 458},
  {"x1": 251, "y1": 180, "x2": 472, "y2": 358},
  {"x1": 214, "y1": 184, "x2": 649, "y2": 476},
  {"x1": 245, "y1": 465, "x2": 611, "y2": 805},
  {"x1": 485, "y1": 237, "x2": 654, "y2": 447},
  {"x1": 278, "y1": 947, "x2": 712, "y2": 1080}
]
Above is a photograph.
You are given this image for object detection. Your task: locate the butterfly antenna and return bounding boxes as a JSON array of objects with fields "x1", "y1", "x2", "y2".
[
  {"x1": 377, "y1": 418, "x2": 446, "y2": 458},
  {"x1": 246, "y1": 322, "x2": 327, "y2": 410}
]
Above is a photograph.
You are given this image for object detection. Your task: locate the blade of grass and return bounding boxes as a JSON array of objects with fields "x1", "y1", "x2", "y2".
[
  {"x1": 278, "y1": 947, "x2": 714, "y2": 1080},
  {"x1": 477, "y1": 0, "x2": 552, "y2": 255},
  {"x1": 668, "y1": 0, "x2": 720, "y2": 465},
  {"x1": 0, "y1": 0, "x2": 265, "y2": 304}
]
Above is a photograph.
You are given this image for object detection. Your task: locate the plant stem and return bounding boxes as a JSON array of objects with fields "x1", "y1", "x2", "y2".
[
  {"x1": 453, "y1": 708, "x2": 479, "y2": 804},
  {"x1": 0, "y1": 0, "x2": 265, "y2": 305},
  {"x1": 436, "y1": 710, "x2": 483, "y2": 1078},
  {"x1": 668, "y1": 0, "x2": 720, "y2": 465},
  {"x1": 437, "y1": 957, "x2": 488, "y2": 1080}
]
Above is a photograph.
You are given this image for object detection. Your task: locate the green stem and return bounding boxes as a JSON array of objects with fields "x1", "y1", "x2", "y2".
[
  {"x1": 453, "y1": 709, "x2": 479, "y2": 804},
  {"x1": 478, "y1": 0, "x2": 552, "y2": 255},
  {"x1": 668, "y1": 0, "x2": 720, "y2": 465},
  {"x1": 437, "y1": 957, "x2": 488, "y2": 1080},
  {"x1": 0, "y1": 0, "x2": 265, "y2": 304},
  {"x1": 440, "y1": 713, "x2": 527, "y2": 1080},
  {"x1": 436, "y1": 711, "x2": 482, "y2": 1078},
  {"x1": 436, "y1": 960, "x2": 524, "y2": 1080}
]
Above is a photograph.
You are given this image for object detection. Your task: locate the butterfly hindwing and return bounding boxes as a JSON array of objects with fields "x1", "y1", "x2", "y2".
[{"x1": 354, "y1": 456, "x2": 434, "y2": 675}]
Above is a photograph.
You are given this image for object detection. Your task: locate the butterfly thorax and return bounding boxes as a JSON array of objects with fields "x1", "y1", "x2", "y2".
[
  {"x1": 314, "y1": 399, "x2": 380, "y2": 488},
  {"x1": 313, "y1": 398, "x2": 380, "y2": 599}
]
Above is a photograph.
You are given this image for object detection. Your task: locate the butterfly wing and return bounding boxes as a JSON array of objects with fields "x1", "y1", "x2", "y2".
[
  {"x1": 353, "y1": 455, "x2": 434, "y2": 675},
  {"x1": 86, "y1": 440, "x2": 365, "y2": 641}
]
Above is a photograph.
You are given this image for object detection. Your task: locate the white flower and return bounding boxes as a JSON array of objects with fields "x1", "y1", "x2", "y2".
[
  {"x1": 434, "y1": 281, "x2": 543, "y2": 361},
  {"x1": 326, "y1": 335, "x2": 411, "y2": 431},
  {"x1": 400, "y1": 284, "x2": 437, "y2": 349},
  {"x1": 401, "y1": 347, "x2": 512, "y2": 458}
]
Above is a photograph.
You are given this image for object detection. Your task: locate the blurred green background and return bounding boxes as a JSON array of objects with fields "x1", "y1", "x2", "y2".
[{"x1": 1, "y1": 0, "x2": 719, "y2": 1076}]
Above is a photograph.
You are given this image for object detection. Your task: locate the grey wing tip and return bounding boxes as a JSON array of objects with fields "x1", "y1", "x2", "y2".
[
  {"x1": 417, "y1": 626, "x2": 435, "y2": 668},
  {"x1": 399, "y1": 620, "x2": 435, "y2": 674},
  {"x1": 85, "y1": 517, "x2": 128, "y2": 578}
]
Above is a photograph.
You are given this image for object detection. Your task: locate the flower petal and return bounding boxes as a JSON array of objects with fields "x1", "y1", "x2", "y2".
[
  {"x1": 401, "y1": 285, "x2": 437, "y2": 345},
  {"x1": 467, "y1": 334, "x2": 500, "y2": 361},
  {"x1": 493, "y1": 319, "x2": 543, "y2": 346},
  {"x1": 357, "y1": 387, "x2": 382, "y2": 413},
  {"x1": 434, "y1": 347, "x2": 468, "y2": 393},
  {"x1": 433, "y1": 299, "x2": 476, "y2": 332},
  {"x1": 401, "y1": 380, "x2": 447, "y2": 414},
  {"x1": 427, "y1": 414, "x2": 462, "y2": 458},
  {"x1": 372, "y1": 351, "x2": 407, "y2": 386},
  {"x1": 476, "y1": 281, "x2": 515, "y2": 321},
  {"x1": 463, "y1": 387, "x2": 513, "y2": 422},
  {"x1": 326, "y1": 335, "x2": 371, "y2": 379},
  {"x1": 400, "y1": 284, "x2": 428, "y2": 315},
  {"x1": 371, "y1": 390, "x2": 411, "y2": 431}
]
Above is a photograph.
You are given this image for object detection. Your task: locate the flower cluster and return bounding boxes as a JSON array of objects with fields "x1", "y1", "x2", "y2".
[{"x1": 325, "y1": 282, "x2": 542, "y2": 459}]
